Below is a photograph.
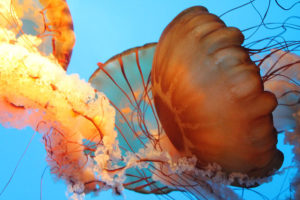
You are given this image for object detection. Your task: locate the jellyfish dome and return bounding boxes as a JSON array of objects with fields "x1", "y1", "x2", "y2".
[{"x1": 151, "y1": 6, "x2": 283, "y2": 182}]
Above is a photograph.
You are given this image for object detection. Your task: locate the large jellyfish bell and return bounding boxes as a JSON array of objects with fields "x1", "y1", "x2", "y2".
[{"x1": 151, "y1": 6, "x2": 283, "y2": 181}]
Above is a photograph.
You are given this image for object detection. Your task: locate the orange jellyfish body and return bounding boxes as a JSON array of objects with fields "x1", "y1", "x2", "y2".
[{"x1": 151, "y1": 6, "x2": 283, "y2": 180}]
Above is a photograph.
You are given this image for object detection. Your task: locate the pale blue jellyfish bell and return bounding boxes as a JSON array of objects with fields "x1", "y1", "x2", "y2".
[{"x1": 90, "y1": 44, "x2": 175, "y2": 194}]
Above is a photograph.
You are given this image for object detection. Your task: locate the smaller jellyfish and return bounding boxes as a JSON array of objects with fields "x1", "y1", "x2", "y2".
[
  {"x1": 7, "y1": 0, "x2": 75, "y2": 70},
  {"x1": 0, "y1": 1, "x2": 119, "y2": 198},
  {"x1": 260, "y1": 49, "x2": 300, "y2": 198},
  {"x1": 261, "y1": 49, "x2": 300, "y2": 132},
  {"x1": 37, "y1": 0, "x2": 75, "y2": 70}
]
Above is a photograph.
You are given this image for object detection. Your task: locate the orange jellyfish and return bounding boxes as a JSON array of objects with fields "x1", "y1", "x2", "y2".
[
  {"x1": 90, "y1": 5, "x2": 299, "y2": 200},
  {"x1": 151, "y1": 6, "x2": 283, "y2": 182}
]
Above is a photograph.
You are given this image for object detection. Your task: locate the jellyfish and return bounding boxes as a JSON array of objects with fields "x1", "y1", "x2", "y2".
[
  {"x1": 260, "y1": 49, "x2": 300, "y2": 198},
  {"x1": 89, "y1": 3, "x2": 300, "y2": 200},
  {"x1": 0, "y1": 0, "x2": 118, "y2": 198},
  {"x1": 0, "y1": 0, "x2": 299, "y2": 200},
  {"x1": 7, "y1": 0, "x2": 75, "y2": 70},
  {"x1": 151, "y1": 6, "x2": 283, "y2": 181}
]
